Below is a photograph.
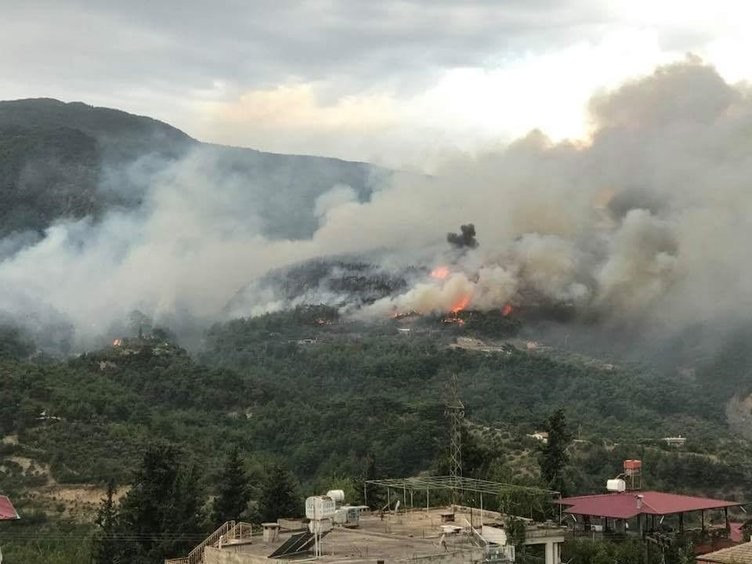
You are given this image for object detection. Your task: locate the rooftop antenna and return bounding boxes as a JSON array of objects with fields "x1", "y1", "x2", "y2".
[{"x1": 445, "y1": 374, "x2": 464, "y2": 500}]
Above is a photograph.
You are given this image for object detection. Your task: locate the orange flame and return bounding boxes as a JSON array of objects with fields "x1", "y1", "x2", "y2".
[
  {"x1": 450, "y1": 294, "x2": 472, "y2": 314},
  {"x1": 431, "y1": 266, "x2": 450, "y2": 280},
  {"x1": 501, "y1": 304, "x2": 513, "y2": 316}
]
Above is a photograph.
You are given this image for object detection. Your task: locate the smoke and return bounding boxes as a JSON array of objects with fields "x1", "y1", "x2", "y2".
[
  {"x1": 3, "y1": 58, "x2": 752, "y2": 352},
  {"x1": 447, "y1": 224, "x2": 479, "y2": 249},
  {"x1": 594, "y1": 209, "x2": 678, "y2": 313},
  {"x1": 352, "y1": 59, "x2": 752, "y2": 332}
]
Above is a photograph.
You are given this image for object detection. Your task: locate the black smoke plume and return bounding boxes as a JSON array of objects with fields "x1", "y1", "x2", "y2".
[{"x1": 447, "y1": 224, "x2": 478, "y2": 249}]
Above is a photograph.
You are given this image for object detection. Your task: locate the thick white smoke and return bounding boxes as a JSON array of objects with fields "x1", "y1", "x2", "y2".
[
  {"x1": 2, "y1": 58, "x2": 752, "y2": 351},
  {"x1": 354, "y1": 59, "x2": 752, "y2": 326}
]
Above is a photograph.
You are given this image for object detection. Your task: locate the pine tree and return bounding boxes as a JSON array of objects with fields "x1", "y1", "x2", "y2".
[
  {"x1": 92, "y1": 478, "x2": 120, "y2": 564},
  {"x1": 212, "y1": 446, "x2": 251, "y2": 526},
  {"x1": 115, "y1": 442, "x2": 208, "y2": 562},
  {"x1": 164, "y1": 463, "x2": 208, "y2": 558},
  {"x1": 539, "y1": 408, "x2": 572, "y2": 496},
  {"x1": 258, "y1": 462, "x2": 301, "y2": 523}
]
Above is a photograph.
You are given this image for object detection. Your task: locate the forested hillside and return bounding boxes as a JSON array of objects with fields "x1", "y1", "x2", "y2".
[{"x1": 2, "y1": 308, "x2": 752, "y2": 561}]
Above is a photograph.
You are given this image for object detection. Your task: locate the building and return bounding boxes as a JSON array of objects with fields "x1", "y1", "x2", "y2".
[
  {"x1": 527, "y1": 431, "x2": 549, "y2": 444},
  {"x1": 167, "y1": 477, "x2": 566, "y2": 564},
  {"x1": 696, "y1": 541, "x2": 752, "y2": 563},
  {"x1": 663, "y1": 436, "x2": 687, "y2": 448},
  {"x1": 206, "y1": 508, "x2": 487, "y2": 564},
  {"x1": 0, "y1": 495, "x2": 19, "y2": 521},
  {"x1": 169, "y1": 506, "x2": 567, "y2": 564},
  {"x1": 557, "y1": 490, "x2": 745, "y2": 558},
  {"x1": 0, "y1": 495, "x2": 20, "y2": 563},
  {"x1": 558, "y1": 490, "x2": 742, "y2": 533}
]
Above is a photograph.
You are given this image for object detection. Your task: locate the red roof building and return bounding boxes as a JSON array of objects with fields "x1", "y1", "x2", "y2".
[
  {"x1": 557, "y1": 491, "x2": 742, "y2": 520},
  {"x1": 0, "y1": 495, "x2": 19, "y2": 520}
]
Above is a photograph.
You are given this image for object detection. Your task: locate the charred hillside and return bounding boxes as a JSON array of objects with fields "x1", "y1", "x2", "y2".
[{"x1": 226, "y1": 256, "x2": 419, "y2": 316}]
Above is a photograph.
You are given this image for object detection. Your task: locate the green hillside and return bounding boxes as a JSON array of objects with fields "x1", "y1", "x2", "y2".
[{"x1": 1, "y1": 308, "x2": 752, "y2": 561}]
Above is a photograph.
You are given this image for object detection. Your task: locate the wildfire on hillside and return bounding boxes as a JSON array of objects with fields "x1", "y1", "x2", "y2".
[
  {"x1": 450, "y1": 293, "x2": 472, "y2": 314},
  {"x1": 430, "y1": 265, "x2": 451, "y2": 280},
  {"x1": 379, "y1": 225, "x2": 580, "y2": 321},
  {"x1": 441, "y1": 315, "x2": 465, "y2": 326}
]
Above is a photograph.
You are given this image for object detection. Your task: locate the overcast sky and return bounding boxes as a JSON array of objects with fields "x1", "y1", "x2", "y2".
[{"x1": 3, "y1": 0, "x2": 752, "y2": 169}]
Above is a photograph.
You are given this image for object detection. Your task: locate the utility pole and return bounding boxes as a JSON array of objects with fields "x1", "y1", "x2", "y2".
[{"x1": 445, "y1": 374, "x2": 464, "y2": 501}]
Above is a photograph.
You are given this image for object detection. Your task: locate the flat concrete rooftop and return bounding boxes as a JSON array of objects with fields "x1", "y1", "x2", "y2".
[{"x1": 207, "y1": 507, "x2": 488, "y2": 564}]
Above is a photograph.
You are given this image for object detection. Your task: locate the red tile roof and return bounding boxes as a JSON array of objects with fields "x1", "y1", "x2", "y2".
[
  {"x1": 0, "y1": 495, "x2": 19, "y2": 520},
  {"x1": 557, "y1": 491, "x2": 741, "y2": 520}
]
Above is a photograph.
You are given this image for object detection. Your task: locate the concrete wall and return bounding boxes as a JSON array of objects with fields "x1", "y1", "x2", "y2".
[
  {"x1": 481, "y1": 525, "x2": 508, "y2": 546},
  {"x1": 410, "y1": 547, "x2": 485, "y2": 563},
  {"x1": 204, "y1": 546, "x2": 485, "y2": 564},
  {"x1": 204, "y1": 546, "x2": 270, "y2": 564}
]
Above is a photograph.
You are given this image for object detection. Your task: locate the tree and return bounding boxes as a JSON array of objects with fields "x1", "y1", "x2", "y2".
[
  {"x1": 166, "y1": 463, "x2": 208, "y2": 558},
  {"x1": 539, "y1": 409, "x2": 572, "y2": 496},
  {"x1": 498, "y1": 487, "x2": 552, "y2": 521},
  {"x1": 114, "y1": 443, "x2": 208, "y2": 563},
  {"x1": 258, "y1": 462, "x2": 301, "y2": 523},
  {"x1": 212, "y1": 446, "x2": 251, "y2": 525},
  {"x1": 92, "y1": 478, "x2": 120, "y2": 564},
  {"x1": 362, "y1": 452, "x2": 384, "y2": 509},
  {"x1": 562, "y1": 538, "x2": 648, "y2": 564},
  {"x1": 506, "y1": 515, "x2": 527, "y2": 550},
  {"x1": 0, "y1": 325, "x2": 34, "y2": 360}
]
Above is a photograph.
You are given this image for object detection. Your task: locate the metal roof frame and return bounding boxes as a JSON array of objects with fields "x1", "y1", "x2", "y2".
[{"x1": 365, "y1": 475, "x2": 559, "y2": 497}]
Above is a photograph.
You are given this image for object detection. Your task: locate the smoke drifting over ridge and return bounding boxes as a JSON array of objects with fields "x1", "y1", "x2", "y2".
[{"x1": 3, "y1": 59, "x2": 752, "y2": 351}]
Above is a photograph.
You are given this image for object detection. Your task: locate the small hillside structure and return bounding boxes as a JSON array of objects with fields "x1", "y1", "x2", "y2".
[
  {"x1": 663, "y1": 436, "x2": 687, "y2": 448},
  {"x1": 528, "y1": 431, "x2": 549, "y2": 444},
  {"x1": 0, "y1": 495, "x2": 19, "y2": 564},
  {"x1": 0, "y1": 496, "x2": 18, "y2": 521}
]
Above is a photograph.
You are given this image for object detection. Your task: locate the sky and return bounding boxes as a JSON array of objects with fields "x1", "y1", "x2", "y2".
[{"x1": 3, "y1": 0, "x2": 752, "y2": 170}]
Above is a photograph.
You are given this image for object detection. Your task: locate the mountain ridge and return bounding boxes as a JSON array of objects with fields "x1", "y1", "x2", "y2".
[{"x1": 0, "y1": 97, "x2": 389, "y2": 240}]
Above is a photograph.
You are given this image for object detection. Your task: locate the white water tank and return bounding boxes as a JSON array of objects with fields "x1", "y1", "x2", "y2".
[
  {"x1": 334, "y1": 506, "x2": 361, "y2": 527},
  {"x1": 607, "y1": 479, "x2": 626, "y2": 492},
  {"x1": 305, "y1": 496, "x2": 336, "y2": 520},
  {"x1": 326, "y1": 490, "x2": 345, "y2": 506},
  {"x1": 308, "y1": 518, "x2": 333, "y2": 533}
]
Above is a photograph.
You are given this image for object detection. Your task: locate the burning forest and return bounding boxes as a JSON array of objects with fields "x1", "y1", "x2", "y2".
[{"x1": 3, "y1": 59, "x2": 752, "y2": 355}]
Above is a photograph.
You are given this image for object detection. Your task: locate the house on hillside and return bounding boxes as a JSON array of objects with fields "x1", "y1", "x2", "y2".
[
  {"x1": 528, "y1": 431, "x2": 549, "y2": 444},
  {"x1": 0, "y1": 495, "x2": 20, "y2": 562},
  {"x1": 663, "y1": 436, "x2": 687, "y2": 448}
]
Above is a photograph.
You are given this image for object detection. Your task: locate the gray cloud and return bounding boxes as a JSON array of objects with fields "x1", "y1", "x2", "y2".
[
  {"x1": 5, "y1": 0, "x2": 742, "y2": 168},
  {"x1": 0, "y1": 1, "x2": 614, "y2": 105}
]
